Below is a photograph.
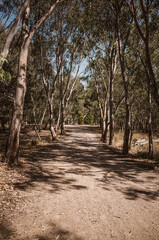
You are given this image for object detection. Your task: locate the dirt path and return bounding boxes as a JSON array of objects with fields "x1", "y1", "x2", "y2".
[{"x1": 1, "y1": 125, "x2": 159, "y2": 240}]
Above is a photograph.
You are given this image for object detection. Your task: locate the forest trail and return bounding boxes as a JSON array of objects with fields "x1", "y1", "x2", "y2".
[{"x1": 1, "y1": 125, "x2": 159, "y2": 240}]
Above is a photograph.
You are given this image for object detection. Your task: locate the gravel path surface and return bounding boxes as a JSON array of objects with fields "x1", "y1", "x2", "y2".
[{"x1": 1, "y1": 125, "x2": 159, "y2": 240}]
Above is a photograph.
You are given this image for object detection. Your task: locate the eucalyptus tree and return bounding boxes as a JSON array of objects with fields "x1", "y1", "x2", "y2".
[
  {"x1": 4, "y1": 0, "x2": 65, "y2": 164},
  {"x1": 128, "y1": 0, "x2": 159, "y2": 158},
  {"x1": 112, "y1": 0, "x2": 134, "y2": 154},
  {"x1": 130, "y1": 0, "x2": 159, "y2": 108},
  {"x1": 50, "y1": 3, "x2": 84, "y2": 135}
]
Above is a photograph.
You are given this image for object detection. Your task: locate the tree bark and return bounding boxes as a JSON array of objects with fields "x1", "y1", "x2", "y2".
[
  {"x1": 116, "y1": 3, "x2": 131, "y2": 154},
  {"x1": 139, "y1": 48, "x2": 153, "y2": 158},
  {"x1": 109, "y1": 77, "x2": 113, "y2": 145},
  {"x1": 117, "y1": 34, "x2": 131, "y2": 154},
  {"x1": 30, "y1": 94, "x2": 41, "y2": 140},
  {"x1": 109, "y1": 45, "x2": 117, "y2": 145},
  {"x1": 49, "y1": 99, "x2": 57, "y2": 140},
  {"x1": 148, "y1": 80, "x2": 153, "y2": 159},
  {"x1": 56, "y1": 106, "x2": 61, "y2": 132},
  {"x1": 60, "y1": 98, "x2": 65, "y2": 135},
  {"x1": 60, "y1": 51, "x2": 65, "y2": 135},
  {"x1": 123, "y1": 88, "x2": 131, "y2": 154},
  {"x1": 4, "y1": 6, "x2": 30, "y2": 164},
  {"x1": 93, "y1": 71, "x2": 108, "y2": 143}
]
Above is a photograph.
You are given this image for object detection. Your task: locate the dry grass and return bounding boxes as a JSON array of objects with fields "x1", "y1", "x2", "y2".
[
  {"x1": 113, "y1": 131, "x2": 124, "y2": 148},
  {"x1": 132, "y1": 142, "x2": 159, "y2": 162},
  {"x1": 113, "y1": 131, "x2": 159, "y2": 162}
]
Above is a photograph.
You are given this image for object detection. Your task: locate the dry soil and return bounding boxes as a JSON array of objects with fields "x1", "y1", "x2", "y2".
[{"x1": 0, "y1": 125, "x2": 159, "y2": 240}]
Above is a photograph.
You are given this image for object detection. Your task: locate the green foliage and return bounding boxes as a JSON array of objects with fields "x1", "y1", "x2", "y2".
[
  {"x1": 0, "y1": 68, "x2": 11, "y2": 83},
  {"x1": 77, "y1": 111, "x2": 84, "y2": 124},
  {"x1": 84, "y1": 113, "x2": 94, "y2": 125},
  {"x1": 0, "y1": 58, "x2": 11, "y2": 83}
]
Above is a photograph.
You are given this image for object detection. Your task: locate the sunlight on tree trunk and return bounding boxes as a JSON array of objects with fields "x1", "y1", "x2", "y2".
[{"x1": 4, "y1": 6, "x2": 30, "y2": 164}]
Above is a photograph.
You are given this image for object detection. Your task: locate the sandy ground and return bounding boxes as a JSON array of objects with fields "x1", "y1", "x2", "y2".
[{"x1": 0, "y1": 125, "x2": 159, "y2": 240}]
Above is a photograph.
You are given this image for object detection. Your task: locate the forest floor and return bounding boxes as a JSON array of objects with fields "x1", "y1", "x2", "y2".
[{"x1": 0, "y1": 125, "x2": 159, "y2": 240}]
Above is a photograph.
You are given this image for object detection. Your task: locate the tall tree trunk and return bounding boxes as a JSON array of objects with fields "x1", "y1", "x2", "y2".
[
  {"x1": 30, "y1": 94, "x2": 41, "y2": 140},
  {"x1": 129, "y1": 106, "x2": 133, "y2": 147},
  {"x1": 60, "y1": 98, "x2": 65, "y2": 135},
  {"x1": 148, "y1": 72, "x2": 153, "y2": 159},
  {"x1": 116, "y1": 4, "x2": 131, "y2": 154},
  {"x1": 109, "y1": 45, "x2": 117, "y2": 145},
  {"x1": 49, "y1": 99, "x2": 57, "y2": 141},
  {"x1": 4, "y1": 6, "x2": 30, "y2": 164},
  {"x1": 123, "y1": 87, "x2": 130, "y2": 154},
  {"x1": 56, "y1": 106, "x2": 61, "y2": 132},
  {"x1": 109, "y1": 71, "x2": 114, "y2": 145},
  {"x1": 60, "y1": 53, "x2": 65, "y2": 135},
  {"x1": 104, "y1": 107, "x2": 109, "y2": 143},
  {"x1": 101, "y1": 118, "x2": 106, "y2": 142},
  {"x1": 139, "y1": 46, "x2": 153, "y2": 158}
]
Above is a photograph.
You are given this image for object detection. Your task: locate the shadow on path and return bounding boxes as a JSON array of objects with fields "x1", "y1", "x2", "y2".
[
  {"x1": 0, "y1": 220, "x2": 82, "y2": 240},
  {"x1": 12, "y1": 125, "x2": 159, "y2": 201}
]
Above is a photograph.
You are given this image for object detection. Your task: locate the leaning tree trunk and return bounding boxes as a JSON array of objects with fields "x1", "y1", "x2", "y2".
[{"x1": 4, "y1": 6, "x2": 30, "y2": 164}]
